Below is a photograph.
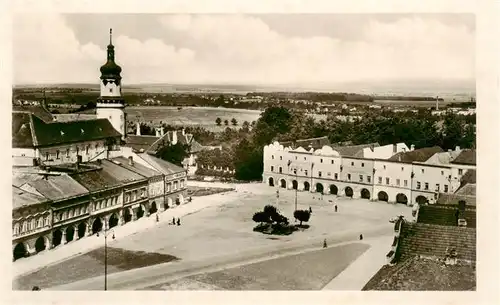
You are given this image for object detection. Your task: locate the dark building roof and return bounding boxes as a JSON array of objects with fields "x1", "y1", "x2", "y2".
[
  {"x1": 12, "y1": 105, "x2": 54, "y2": 123},
  {"x1": 436, "y1": 192, "x2": 476, "y2": 207},
  {"x1": 460, "y1": 169, "x2": 476, "y2": 185},
  {"x1": 280, "y1": 136, "x2": 330, "y2": 150},
  {"x1": 111, "y1": 157, "x2": 162, "y2": 178},
  {"x1": 125, "y1": 135, "x2": 159, "y2": 153},
  {"x1": 137, "y1": 153, "x2": 186, "y2": 176},
  {"x1": 12, "y1": 112, "x2": 35, "y2": 148},
  {"x1": 29, "y1": 114, "x2": 121, "y2": 147},
  {"x1": 417, "y1": 204, "x2": 476, "y2": 227},
  {"x1": 23, "y1": 174, "x2": 89, "y2": 201},
  {"x1": 100, "y1": 29, "x2": 122, "y2": 80},
  {"x1": 388, "y1": 146, "x2": 443, "y2": 163},
  {"x1": 362, "y1": 256, "x2": 476, "y2": 291},
  {"x1": 451, "y1": 149, "x2": 476, "y2": 165},
  {"x1": 331, "y1": 142, "x2": 380, "y2": 158},
  {"x1": 12, "y1": 185, "x2": 49, "y2": 210}
]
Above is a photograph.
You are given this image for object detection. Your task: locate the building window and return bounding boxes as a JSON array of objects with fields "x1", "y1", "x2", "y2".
[
  {"x1": 45, "y1": 153, "x2": 49, "y2": 161},
  {"x1": 76, "y1": 147, "x2": 79, "y2": 155},
  {"x1": 401, "y1": 167, "x2": 404, "y2": 171},
  {"x1": 272, "y1": 155, "x2": 274, "y2": 159},
  {"x1": 56, "y1": 150, "x2": 60, "y2": 159},
  {"x1": 37, "y1": 218, "x2": 43, "y2": 228},
  {"x1": 320, "y1": 158, "x2": 323, "y2": 163},
  {"x1": 318, "y1": 171, "x2": 322, "y2": 177},
  {"x1": 383, "y1": 165, "x2": 386, "y2": 169},
  {"x1": 421, "y1": 169, "x2": 425, "y2": 173},
  {"x1": 359, "y1": 175, "x2": 363, "y2": 182},
  {"x1": 293, "y1": 169, "x2": 297, "y2": 175},
  {"x1": 279, "y1": 167, "x2": 282, "y2": 173},
  {"x1": 424, "y1": 183, "x2": 429, "y2": 190},
  {"x1": 280, "y1": 156, "x2": 282, "y2": 160},
  {"x1": 351, "y1": 162, "x2": 354, "y2": 166},
  {"x1": 109, "y1": 88, "x2": 113, "y2": 93},
  {"x1": 441, "y1": 170, "x2": 444, "y2": 175},
  {"x1": 304, "y1": 157, "x2": 307, "y2": 161},
  {"x1": 386, "y1": 177, "x2": 390, "y2": 185},
  {"x1": 334, "y1": 173, "x2": 338, "y2": 180},
  {"x1": 66, "y1": 149, "x2": 70, "y2": 158},
  {"x1": 95, "y1": 144, "x2": 99, "y2": 151},
  {"x1": 327, "y1": 172, "x2": 331, "y2": 176},
  {"x1": 396, "y1": 179, "x2": 400, "y2": 186},
  {"x1": 304, "y1": 170, "x2": 308, "y2": 176},
  {"x1": 347, "y1": 174, "x2": 351, "y2": 181},
  {"x1": 404, "y1": 180, "x2": 408, "y2": 187},
  {"x1": 271, "y1": 166, "x2": 274, "y2": 172},
  {"x1": 417, "y1": 182, "x2": 421, "y2": 189},
  {"x1": 458, "y1": 169, "x2": 463, "y2": 175},
  {"x1": 361, "y1": 163, "x2": 365, "y2": 167},
  {"x1": 331, "y1": 160, "x2": 334, "y2": 164},
  {"x1": 295, "y1": 156, "x2": 297, "y2": 160},
  {"x1": 435, "y1": 184, "x2": 440, "y2": 192},
  {"x1": 86, "y1": 146, "x2": 89, "y2": 155},
  {"x1": 367, "y1": 176, "x2": 371, "y2": 183},
  {"x1": 378, "y1": 176, "x2": 382, "y2": 184},
  {"x1": 14, "y1": 223, "x2": 20, "y2": 235},
  {"x1": 444, "y1": 185, "x2": 449, "y2": 192}
]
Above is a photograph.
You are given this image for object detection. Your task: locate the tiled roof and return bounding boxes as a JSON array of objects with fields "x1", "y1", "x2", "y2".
[
  {"x1": 424, "y1": 150, "x2": 462, "y2": 165},
  {"x1": 23, "y1": 174, "x2": 89, "y2": 201},
  {"x1": 362, "y1": 256, "x2": 476, "y2": 291},
  {"x1": 456, "y1": 183, "x2": 476, "y2": 197},
  {"x1": 460, "y1": 169, "x2": 476, "y2": 185},
  {"x1": 52, "y1": 114, "x2": 97, "y2": 122},
  {"x1": 436, "y1": 192, "x2": 476, "y2": 207},
  {"x1": 137, "y1": 153, "x2": 186, "y2": 176},
  {"x1": 451, "y1": 149, "x2": 476, "y2": 165},
  {"x1": 331, "y1": 142, "x2": 380, "y2": 157},
  {"x1": 189, "y1": 139, "x2": 204, "y2": 153},
  {"x1": 280, "y1": 136, "x2": 330, "y2": 150},
  {"x1": 70, "y1": 159, "x2": 147, "y2": 192},
  {"x1": 12, "y1": 105, "x2": 54, "y2": 123},
  {"x1": 110, "y1": 156, "x2": 162, "y2": 178},
  {"x1": 388, "y1": 146, "x2": 443, "y2": 163},
  {"x1": 125, "y1": 135, "x2": 159, "y2": 152},
  {"x1": 29, "y1": 114, "x2": 121, "y2": 147},
  {"x1": 12, "y1": 185, "x2": 49, "y2": 209},
  {"x1": 417, "y1": 204, "x2": 476, "y2": 227},
  {"x1": 12, "y1": 112, "x2": 35, "y2": 148}
]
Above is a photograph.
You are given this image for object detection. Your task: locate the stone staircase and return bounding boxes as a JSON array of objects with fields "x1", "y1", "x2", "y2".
[
  {"x1": 397, "y1": 222, "x2": 476, "y2": 262},
  {"x1": 417, "y1": 205, "x2": 476, "y2": 228}
]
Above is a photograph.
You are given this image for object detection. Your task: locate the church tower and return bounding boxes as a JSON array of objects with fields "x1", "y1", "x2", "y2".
[{"x1": 97, "y1": 28, "x2": 126, "y2": 140}]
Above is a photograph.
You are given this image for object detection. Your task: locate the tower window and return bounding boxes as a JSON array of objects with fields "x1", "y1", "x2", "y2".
[{"x1": 109, "y1": 88, "x2": 113, "y2": 93}]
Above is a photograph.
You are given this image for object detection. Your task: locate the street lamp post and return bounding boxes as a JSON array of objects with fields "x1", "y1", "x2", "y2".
[{"x1": 97, "y1": 225, "x2": 115, "y2": 291}]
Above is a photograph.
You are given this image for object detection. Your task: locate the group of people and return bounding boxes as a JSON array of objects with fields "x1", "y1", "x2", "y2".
[{"x1": 170, "y1": 217, "x2": 181, "y2": 226}]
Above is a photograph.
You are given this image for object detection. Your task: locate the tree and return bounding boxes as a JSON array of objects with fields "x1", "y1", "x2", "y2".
[
  {"x1": 224, "y1": 119, "x2": 229, "y2": 126},
  {"x1": 242, "y1": 121, "x2": 250, "y2": 132},
  {"x1": 215, "y1": 117, "x2": 222, "y2": 126},
  {"x1": 263, "y1": 205, "x2": 278, "y2": 218},
  {"x1": 293, "y1": 210, "x2": 311, "y2": 226},
  {"x1": 156, "y1": 143, "x2": 190, "y2": 166},
  {"x1": 252, "y1": 211, "x2": 269, "y2": 225},
  {"x1": 231, "y1": 118, "x2": 238, "y2": 126}
]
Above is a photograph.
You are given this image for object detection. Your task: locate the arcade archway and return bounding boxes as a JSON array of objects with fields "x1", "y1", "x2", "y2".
[
  {"x1": 136, "y1": 205, "x2": 145, "y2": 219},
  {"x1": 416, "y1": 195, "x2": 428, "y2": 205},
  {"x1": 280, "y1": 179, "x2": 286, "y2": 188},
  {"x1": 378, "y1": 191, "x2": 389, "y2": 202},
  {"x1": 303, "y1": 181, "x2": 310, "y2": 191},
  {"x1": 65, "y1": 226, "x2": 75, "y2": 243},
  {"x1": 52, "y1": 229, "x2": 63, "y2": 247},
  {"x1": 13, "y1": 243, "x2": 27, "y2": 261},
  {"x1": 316, "y1": 183, "x2": 324, "y2": 193},
  {"x1": 77, "y1": 222, "x2": 86, "y2": 239},
  {"x1": 396, "y1": 193, "x2": 408, "y2": 204},
  {"x1": 292, "y1": 180, "x2": 298, "y2": 190},
  {"x1": 91, "y1": 218, "x2": 103, "y2": 234},
  {"x1": 268, "y1": 177, "x2": 275, "y2": 187},
  {"x1": 149, "y1": 202, "x2": 158, "y2": 214},
  {"x1": 108, "y1": 213, "x2": 119, "y2": 228},
  {"x1": 329, "y1": 185, "x2": 338, "y2": 195},
  {"x1": 35, "y1": 236, "x2": 46, "y2": 253},
  {"x1": 123, "y1": 208, "x2": 132, "y2": 223},
  {"x1": 345, "y1": 187, "x2": 354, "y2": 198},
  {"x1": 361, "y1": 188, "x2": 370, "y2": 199}
]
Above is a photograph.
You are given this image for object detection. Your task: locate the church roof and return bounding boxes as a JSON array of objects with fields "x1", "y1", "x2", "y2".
[
  {"x1": 19, "y1": 112, "x2": 122, "y2": 148},
  {"x1": 100, "y1": 29, "x2": 122, "y2": 80},
  {"x1": 388, "y1": 146, "x2": 443, "y2": 163}
]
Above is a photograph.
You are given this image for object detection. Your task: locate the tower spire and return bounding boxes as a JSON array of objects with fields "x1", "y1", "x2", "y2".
[{"x1": 109, "y1": 28, "x2": 113, "y2": 45}]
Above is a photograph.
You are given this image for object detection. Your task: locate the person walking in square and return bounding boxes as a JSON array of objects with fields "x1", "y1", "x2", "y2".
[
  {"x1": 177, "y1": 218, "x2": 181, "y2": 226},
  {"x1": 309, "y1": 206, "x2": 312, "y2": 214},
  {"x1": 172, "y1": 217, "x2": 176, "y2": 225},
  {"x1": 335, "y1": 205, "x2": 338, "y2": 212}
]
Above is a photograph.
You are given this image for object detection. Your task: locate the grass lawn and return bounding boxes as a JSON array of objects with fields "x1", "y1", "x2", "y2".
[
  {"x1": 145, "y1": 242, "x2": 369, "y2": 290},
  {"x1": 187, "y1": 186, "x2": 235, "y2": 197},
  {"x1": 13, "y1": 247, "x2": 178, "y2": 290}
]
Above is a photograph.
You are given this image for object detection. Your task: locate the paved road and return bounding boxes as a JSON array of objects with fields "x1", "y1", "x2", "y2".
[{"x1": 50, "y1": 224, "x2": 393, "y2": 290}]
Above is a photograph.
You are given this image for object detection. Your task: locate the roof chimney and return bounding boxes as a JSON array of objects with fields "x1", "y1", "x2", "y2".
[
  {"x1": 155, "y1": 128, "x2": 161, "y2": 137},
  {"x1": 160, "y1": 127, "x2": 165, "y2": 137},
  {"x1": 455, "y1": 146, "x2": 460, "y2": 152},
  {"x1": 410, "y1": 144, "x2": 415, "y2": 151},
  {"x1": 136, "y1": 122, "x2": 141, "y2": 136},
  {"x1": 128, "y1": 156, "x2": 134, "y2": 166},
  {"x1": 182, "y1": 128, "x2": 185, "y2": 136},
  {"x1": 172, "y1": 131, "x2": 178, "y2": 145}
]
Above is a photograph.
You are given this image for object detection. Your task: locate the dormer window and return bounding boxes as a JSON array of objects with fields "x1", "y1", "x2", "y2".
[{"x1": 81, "y1": 129, "x2": 84, "y2": 134}]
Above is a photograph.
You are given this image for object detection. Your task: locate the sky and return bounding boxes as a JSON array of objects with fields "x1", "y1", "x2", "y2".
[{"x1": 13, "y1": 13, "x2": 475, "y2": 86}]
